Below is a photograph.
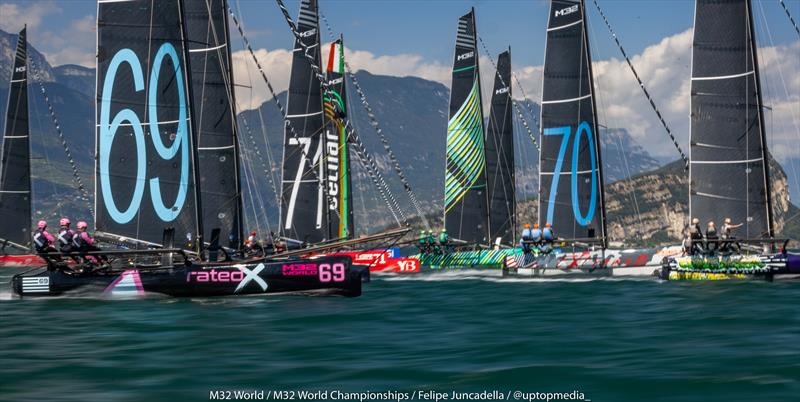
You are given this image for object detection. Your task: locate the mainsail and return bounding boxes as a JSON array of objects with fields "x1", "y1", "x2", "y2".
[
  {"x1": 538, "y1": 0, "x2": 605, "y2": 243},
  {"x1": 323, "y1": 37, "x2": 355, "y2": 240},
  {"x1": 0, "y1": 27, "x2": 31, "y2": 249},
  {"x1": 280, "y1": 0, "x2": 328, "y2": 244},
  {"x1": 184, "y1": 0, "x2": 243, "y2": 248},
  {"x1": 445, "y1": 8, "x2": 489, "y2": 244},
  {"x1": 95, "y1": 0, "x2": 203, "y2": 247},
  {"x1": 690, "y1": 0, "x2": 773, "y2": 238},
  {"x1": 485, "y1": 49, "x2": 516, "y2": 245}
]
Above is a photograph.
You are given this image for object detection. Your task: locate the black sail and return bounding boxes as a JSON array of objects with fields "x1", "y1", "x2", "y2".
[
  {"x1": 444, "y1": 9, "x2": 489, "y2": 244},
  {"x1": 280, "y1": 0, "x2": 327, "y2": 244},
  {"x1": 538, "y1": 0, "x2": 605, "y2": 243},
  {"x1": 96, "y1": 0, "x2": 203, "y2": 247},
  {"x1": 690, "y1": 0, "x2": 772, "y2": 238},
  {"x1": 185, "y1": 0, "x2": 243, "y2": 248},
  {"x1": 0, "y1": 27, "x2": 31, "y2": 249},
  {"x1": 323, "y1": 37, "x2": 355, "y2": 240},
  {"x1": 485, "y1": 49, "x2": 516, "y2": 245}
]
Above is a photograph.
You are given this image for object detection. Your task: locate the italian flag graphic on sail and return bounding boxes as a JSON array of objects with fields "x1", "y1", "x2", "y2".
[{"x1": 327, "y1": 41, "x2": 344, "y2": 74}]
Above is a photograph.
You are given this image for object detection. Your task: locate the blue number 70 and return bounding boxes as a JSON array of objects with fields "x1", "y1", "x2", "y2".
[{"x1": 542, "y1": 121, "x2": 597, "y2": 227}]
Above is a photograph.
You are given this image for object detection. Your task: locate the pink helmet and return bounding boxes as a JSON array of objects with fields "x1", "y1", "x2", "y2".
[
  {"x1": 76, "y1": 221, "x2": 88, "y2": 230},
  {"x1": 59, "y1": 218, "x2": 70, "y2": 226},
  {"x1": 37, "y1": 220, "x2": 47, "y2": 229}
]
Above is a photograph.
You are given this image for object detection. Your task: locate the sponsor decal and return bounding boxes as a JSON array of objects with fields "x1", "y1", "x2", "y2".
[
  {"x1": 396, "y1": 259, "x2": 419, "y2": 272},
  {"x1": 235, "y1": 263, "x2": 268, "y2": 293},
  {"x1": 21, "y1": 277, "x2": 49, "y2": 293},
  {"x1": 283, "y1": 263, "x2": 319, "y2": 276},
  {"x1": 457, "y1": 51, "x2": 474, "y2": 61},
  {"x1": 495, "y1": 87, "x2": 509, "y2": 95},
  {"x1": 555, "y1": 4, "x2": 579, "y2": 17},
  {"x1": 186, "y1": 270, "x2": 245, "y2": 283},
  {"x1": 103, "y1": 270, "x2": 145, "y2": 296},
  {"x1": 15, "y1": 66, "x2": 26, "y2": 73},
  {"x1": 327, "y1": 77, "x2": 343, "y2": 85},
  {"x1": 325, "y1": 129, "x2": 340, "y2": 209},
  {"x1": 282, "y1": 262, "x2": 347, "y2": 282}
]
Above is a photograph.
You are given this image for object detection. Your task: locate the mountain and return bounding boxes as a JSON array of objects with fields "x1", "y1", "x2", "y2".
[{"x1": 1, "y1": 27, "x2": 797, "y2": 245}]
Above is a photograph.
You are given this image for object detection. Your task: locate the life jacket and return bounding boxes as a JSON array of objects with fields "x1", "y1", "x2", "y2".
[
  {"x1": 439, "y1": 232, "x2": 449, "y2": 244},
  {"x1": 542, "y1": 227, "x2": 554, "y2": 240},
  {"x1": 521, "y1": 228, "x2": 532, "y2": 241},
  {"x1": 33, "y1": 229, "x2": 52, "y2": 250},
  {"x1": 57, "y1": 228, "x2": 74, "y2": 247},
  {"x1": 531, "y1": 229, "x2": 542, "y2": 241},
  {"x1": 73, "y1": 231, "x2": 91, "y2": 248}
]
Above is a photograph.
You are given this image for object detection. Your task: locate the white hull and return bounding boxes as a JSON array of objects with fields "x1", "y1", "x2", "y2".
[{"x1": 505, "y1": 246, "x2": 683, "y2": 278}]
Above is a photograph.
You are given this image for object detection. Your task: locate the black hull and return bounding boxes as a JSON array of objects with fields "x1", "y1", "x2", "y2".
[
  {"x1": 12, "y1": 256, "x2": 360, "y2": 298},
  {"x1": 657, "y1": 253, "x2": 800, "y2": 281}
]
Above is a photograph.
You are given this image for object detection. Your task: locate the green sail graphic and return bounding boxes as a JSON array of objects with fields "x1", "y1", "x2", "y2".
[{"x1": 445, "y1": 79, "x2": 486, "y2": 211}]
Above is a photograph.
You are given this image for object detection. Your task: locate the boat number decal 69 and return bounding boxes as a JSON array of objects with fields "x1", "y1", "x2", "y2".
[
  {"x1": 99, "y1": 43, "x2": 189, "y2": 224},
  {"x1": 543, "y1": 121, "x2": 597, "y2": 226},
  {"x1": 282, "y1": 263, "x2": 347, "y2": 282}
]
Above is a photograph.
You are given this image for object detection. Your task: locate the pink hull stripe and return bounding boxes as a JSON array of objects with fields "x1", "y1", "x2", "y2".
[{"x1": 103, "y1": 270, "x2": 145, "y2": 296}]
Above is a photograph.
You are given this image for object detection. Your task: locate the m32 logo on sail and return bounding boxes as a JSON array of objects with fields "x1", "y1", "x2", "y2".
[
  {"x1": 299, "y1": 28, "x2": 317, "y2": 38},
  {"x1": 555, "y1": 4, "x2": 579, "y2": 17},
  {"x1": 457, "y1": 51, "x2": 474, "y2": 61},
  {"x1": 14, "y1": 66, "x2": 25, "y2": 73},
  {"x1": 495, "y1": 87, "x2": 509, "y2": 95}
]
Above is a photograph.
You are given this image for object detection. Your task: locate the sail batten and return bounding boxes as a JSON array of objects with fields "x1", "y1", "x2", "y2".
[
  {"x1": 445, "y1": 8, "x2": 489, "y2": 244},
  {"x1": 538, "y1": 0, "x2": 605, "y2": 242},
  {"x1": 0, "y1": 27, "x2": 32, "y2": 249},
  {"x1": 689, "y1": 0, "x2": 772, "y2": 238}
]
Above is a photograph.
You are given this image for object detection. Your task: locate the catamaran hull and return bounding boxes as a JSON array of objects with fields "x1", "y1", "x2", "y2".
[
  {"x1": 0, "y1": 254, "x2": 45, "y2": 268},
  {"x1": 11, "y1": 257, "x2": 361, "y2": 298},
  {"x1": 414, "y1": 249, "x2": 519, "y2": 272},
  {"x1": 656, "y1": 254, "x2": 800, "y2": 281},
  {"x1": 503, "y1": 247, "x2": 683, "y2": 277}
]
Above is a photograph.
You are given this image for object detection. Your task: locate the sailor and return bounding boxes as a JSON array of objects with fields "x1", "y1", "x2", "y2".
[
  {"x1": 32, "y1": 220, "x2": 56, "y2": 253},
  {"x1": 542, "y1": 223, "x2": 555, "y2": 243},
  {"x1": 419, "y1": 230, "x2": 428, "y2": 252},
  {"x1": 720, "y1": 217, "x2": 743, "y2": 254},
  {"x1": 73, "y1": 221, "x2": 108, "y2": 264},
  {"x1": 689, "y1": 218, "x2": 703, "y2": 255},
  {"x1": 438, "y1": 229, "x2": 449, "y2": 252},
  {"x1": 56, "y1": 218, "x2": 76, "y2": 255},
  {"x1": 682, "y1": 226, "x2": 692, "y2": 256},
  {"x1": 705, "y1": 221, "x2": 719, "y2": 255},
  {"x1": 520, "y1": 224, "x2": 533, "y2": 253},
  {"x1": 265, "y1": 231, "x2": 275, "y2": 254},
  {"x1": 531, "y1": 223, "x2": 542, "y2": 246}
]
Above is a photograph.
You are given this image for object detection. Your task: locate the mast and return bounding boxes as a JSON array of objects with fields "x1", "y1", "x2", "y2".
[
  {"x1": 538, "y1": 0, "x2": 605, "y2": 243},
  {"x1": 184, "y1": 0, "x2": 244, "y2": 248},
  {"x1": 324, "y1": 35, "x2": 355, "y2": 240},
  {"x1": 690, "y1": 0, "x2": 772, "y2": 238},
  {"x1": 485, "y1": 48, "x2": 516, "y2": 246},
  {"x1": 444, "y1": 8, "x2": 489, "y2": 245},
  {"x1": 280, "y1": 0, "x2": 328, "y2": 244},
  {"x1": 95, "y1": 0, "x2": 203, "y2": 249},
  {"x1": 0, "y1": 26, "x2": 32, "y2": 250}
]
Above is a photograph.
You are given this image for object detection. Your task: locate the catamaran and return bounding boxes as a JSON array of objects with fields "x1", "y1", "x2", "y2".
[
  {"x1": 505, "y1": 0, "x2": 682, "y2": 277},
  {"x1": 658, "y1": 0, "x2": 800, "y2": 281},
  {"x1": 11, "y1": 0, "x2": 362, "y2": 297},
  {"x1": 0, "y1": 27, "x2": 47, "y2": 268},
  {"x1": 413, "y1": 9, "x2": 524, "y2": 271}
]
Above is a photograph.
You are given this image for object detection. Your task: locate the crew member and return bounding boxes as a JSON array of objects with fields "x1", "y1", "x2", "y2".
[
  {"x1": 418, "y1": 230, "x2": 429, "y2": 253},
  {"x1": 520, "y1": 224, "x2": 533, "y2": 253},
  {"x1": 438, "y1": 229, "x2": 449, "y2": 251},
  {"x1": 73, "y1": 221, "x2": 108, "y2": 265},
  {"x1": 542, "y1": 223, "x2": 555, "y2": 244},
  {"x1": 720, "y1": 217, "x2": 743, "y2": 254},
  {"x1": 705, "y1": 221, "x2": 719, "y2": 255},
  {"x1": 32, "y1": 220, "x2": 56, "y2": 253},
  {"x1": 56, "y1": 218, "x2": 78, "y2": 262},
  {"x1": 689, "y1": 218, "x2": 703, "y2": 255},
  {"x1": 531, "y1": 223, "x2": 542, "y2": 246}
]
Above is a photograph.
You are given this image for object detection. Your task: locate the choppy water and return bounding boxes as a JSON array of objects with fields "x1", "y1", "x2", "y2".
[{"x1": 2, "y1": 270, "x2": 800, "y2": 402}]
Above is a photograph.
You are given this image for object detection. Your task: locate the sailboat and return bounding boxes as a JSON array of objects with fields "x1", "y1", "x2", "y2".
[
  {"x1": 659, "y1": 0, "x2": 800, "y2": 281},
  {"x1": 414, "y1": 9, "x2": 524, "y2": 270},
  {"x1": 505, "y1": 0, "x2": 681, "y2": 277},
  {"x1": 0, "y1": 27, "x2": 44, "y2": 268},
  {"x1": 11, "y1": 0, "x2": 361, "y2": 297}
]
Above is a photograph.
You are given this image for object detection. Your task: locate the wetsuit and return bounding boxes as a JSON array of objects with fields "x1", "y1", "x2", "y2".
[{"x1": 73, "y1": 231, "x2": 108, "y2": 263}]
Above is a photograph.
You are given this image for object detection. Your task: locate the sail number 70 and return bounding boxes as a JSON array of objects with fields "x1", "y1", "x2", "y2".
[{"x1": 543, "y1": 121, "x2": 598, "y2": 227}]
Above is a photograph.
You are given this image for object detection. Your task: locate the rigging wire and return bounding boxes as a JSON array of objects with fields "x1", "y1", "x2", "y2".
[
  {"x1": 28, "y1": 57, "x2": 93, "y2": 217},
  {"x1": 316, "y1": 10, "x2": 430, "y2": 230},
  {"x1": 590, "y1": 0, "x2": 689, "y2": 169},
  {"x1": 779, "y1": 0, "x2": 800, "y2": 38},
  {"x1": 476, "y1": 36, "x2": 540, "y2": 152}
]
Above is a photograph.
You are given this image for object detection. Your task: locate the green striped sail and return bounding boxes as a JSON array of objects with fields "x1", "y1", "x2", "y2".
[{"x1": 445, "y1": 79, "x2": 486, "y2": 211}]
